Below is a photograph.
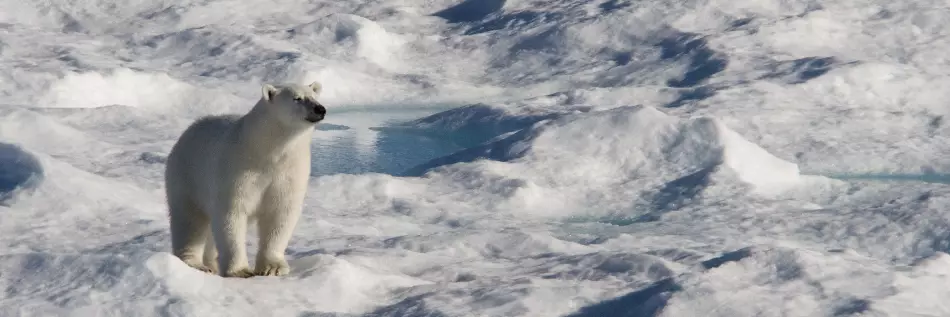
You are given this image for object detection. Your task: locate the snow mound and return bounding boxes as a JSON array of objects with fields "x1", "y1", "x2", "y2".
[
  {"x1": 717, "y1": 122, "x2": 803, "y2": 195},
  {"x1": 39, "y1": 68, "x2": 191, "y2": 110},
  {"x1": 874, "y1": 252, "x2": 950, "y2": 316},
  {"x1": 656, "y1": 246, "x2": 950, "y2": 317},
  {"x1": 0, "y1": 146, "x2": 165, "y2": 253},
  {"x1": 296, "y1": 67, "x2": 431, "y2": 107},
  {"x1": 289, "y1": 14, "x2": 407, "y2": 71},
  {"x1": 360, "y1": 246, "x2": 679, "y2": 316},
  {"x1": 0, "y1": 251, "x2": 167, "y2": 316},
  {"x1": 37, "y1": 68, "x2": 250, "y2": 118},
  {"x1": 0, "y1": 105, "x2": 179, "y2": 191},
  {"x1": 388, "y1": 87, "x2": 681, "y2": 149},
  {"x1": 147, "y1": 251, "x2": 427, "y2": 315},
  {"x1": 127, "y1": 26, "x2": 307, "y2": 84},
  {"x1": 660, "y1": 245, "x2": 894, "y2": 317},
  {"x1": 412, "y1": 105, "x2": 803, "y2": 203},
  {"x1": 0, "y1": 250, "x2": 426, "y2": 316}
]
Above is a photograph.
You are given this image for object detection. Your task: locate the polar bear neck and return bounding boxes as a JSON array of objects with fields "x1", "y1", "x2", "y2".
[{"x1": 235, "y1": 100, "x2": 314, "y2": 157}]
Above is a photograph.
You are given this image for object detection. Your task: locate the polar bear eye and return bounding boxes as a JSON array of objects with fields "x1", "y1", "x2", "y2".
[{"x1": 293, "y1": 96, "x2": 303, "y2": 102}]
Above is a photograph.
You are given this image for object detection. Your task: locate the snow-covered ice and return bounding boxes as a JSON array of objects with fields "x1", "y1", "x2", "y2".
[{"x1": 2, "y1": 0, "x2": 950, "y2": 316}]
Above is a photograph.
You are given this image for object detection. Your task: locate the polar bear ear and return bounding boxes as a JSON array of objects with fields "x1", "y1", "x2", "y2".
[
  {"x1": 308, "y1": 81, "x2": 323, "y2": 96},
  {"x1": 262, "y1": 84, "x2": 279, "y2": 102}
]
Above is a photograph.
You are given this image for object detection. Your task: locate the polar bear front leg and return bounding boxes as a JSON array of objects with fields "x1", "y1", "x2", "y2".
[
  {"x1": 211, "y1": 186, "x2": 261, "y2": 278},
  {"x1": 212, "y1": 210, "x2": 254, "y2": 278},
  {"x1": 202, "y1": 233, "x2": 218, "y2": 274},
  {"x1": 254, "y1": 181, "x2": 305, "y2": 276}
]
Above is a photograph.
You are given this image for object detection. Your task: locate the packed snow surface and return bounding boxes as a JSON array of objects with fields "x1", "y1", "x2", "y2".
[{"x1": 3, "y1": 0, "x2": 950, "y2": 316}]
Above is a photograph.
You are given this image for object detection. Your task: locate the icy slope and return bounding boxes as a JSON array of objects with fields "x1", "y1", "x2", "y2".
[
  {"x1": 3, "y1": 0, "x2": 950, "y2": 316},
  {"x1": 403, "y1": 105, "x2": 809, "y2": 222}
]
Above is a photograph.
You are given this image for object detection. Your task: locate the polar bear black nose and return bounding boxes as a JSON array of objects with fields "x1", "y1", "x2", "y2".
[{"x1": 314, "y1": 104, "x2": 326, "y2": 115}]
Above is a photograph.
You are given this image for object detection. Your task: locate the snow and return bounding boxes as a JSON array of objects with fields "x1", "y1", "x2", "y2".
[{"x1": 2, "y1": 0, "x2": 950, "y2": 316}]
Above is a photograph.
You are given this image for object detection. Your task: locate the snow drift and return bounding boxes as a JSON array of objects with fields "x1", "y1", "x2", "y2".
[{"x1": 406, "y1": 105, "x2": 805, "y2": 218}]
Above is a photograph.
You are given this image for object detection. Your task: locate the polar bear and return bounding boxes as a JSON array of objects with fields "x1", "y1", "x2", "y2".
[{"x1": 164, "y1": 81, "x2": 326, "y2": 278}]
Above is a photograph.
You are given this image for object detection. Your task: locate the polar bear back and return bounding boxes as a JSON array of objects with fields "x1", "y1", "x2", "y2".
[{"x1": 165, "y1": 114, "x2": 243, "y2": 212}]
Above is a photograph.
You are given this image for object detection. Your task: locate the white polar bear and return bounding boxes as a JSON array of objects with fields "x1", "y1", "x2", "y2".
[{"x1": 164, "y1": 81, "x2": 326, "y2": 278}]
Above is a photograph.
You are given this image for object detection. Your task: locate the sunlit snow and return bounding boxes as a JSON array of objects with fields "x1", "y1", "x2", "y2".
[{"x1": 2, "y1": 0, "x2": 950, "y2": 316}]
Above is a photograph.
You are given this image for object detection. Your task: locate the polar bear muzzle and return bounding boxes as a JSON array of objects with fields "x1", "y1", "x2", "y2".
[{"x1": 305, "y1": 101, "x2": 326, "y2": 123}]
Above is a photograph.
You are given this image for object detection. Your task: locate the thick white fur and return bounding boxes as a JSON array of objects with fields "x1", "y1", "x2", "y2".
[{"x1": 164, "y1": 81, "x2": 324, "y2": 278}]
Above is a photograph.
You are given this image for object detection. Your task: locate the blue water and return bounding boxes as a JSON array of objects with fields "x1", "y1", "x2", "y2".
[
  {"x1": 0, "y1": 142, "x2": 43, "y2": 204},
  {"x1": 309, "y1": 108, "x2": 464, "y2": 177},
  {"x1": 824, "y1": 173, "x2": 950, "y2": 184}
]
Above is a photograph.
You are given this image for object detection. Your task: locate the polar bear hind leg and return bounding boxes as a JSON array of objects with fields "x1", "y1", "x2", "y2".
[{"x1": 167, "y1": 191, "x2": 215, "y2": 274}]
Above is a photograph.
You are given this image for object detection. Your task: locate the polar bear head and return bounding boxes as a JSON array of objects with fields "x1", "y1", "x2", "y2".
[{"x1": 261, "y1": 81, "x2": 327, "y2": 127}]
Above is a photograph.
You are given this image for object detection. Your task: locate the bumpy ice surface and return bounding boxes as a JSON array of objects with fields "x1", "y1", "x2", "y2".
[{"x1": 2, "y1": 0, "x2": 950, "y2": 316}]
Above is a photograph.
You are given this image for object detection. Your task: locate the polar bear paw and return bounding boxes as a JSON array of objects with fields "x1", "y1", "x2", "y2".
[
  {"x1": 255, "y1": 258, "x2": 290, "y2": 276},
  {"x1": 203, "y1": 261, "x2": 219, "y2": 274},
  {"x1": 181, "y1": 258, "x2": 217, "y2": 275},
  {"x1": 222, "y1": 267, "x2": 256, "y2": 278}
]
